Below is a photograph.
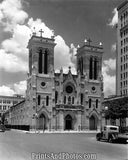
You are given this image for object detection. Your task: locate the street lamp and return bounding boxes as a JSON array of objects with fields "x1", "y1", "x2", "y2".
[
  {"x1": 35, "y1": 113, "x2": 38, "y2": 133},
  {"x1": 105, "y1": 106, "x2": 108, "y2": 125}
]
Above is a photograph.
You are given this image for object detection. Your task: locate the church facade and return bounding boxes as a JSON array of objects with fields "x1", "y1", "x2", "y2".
[{"x1": 6, "y1": 33, "x2": 104, "y2": 131}]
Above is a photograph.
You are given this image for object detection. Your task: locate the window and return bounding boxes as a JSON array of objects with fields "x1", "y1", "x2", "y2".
[
  {"x1": 3, "y1": 106, "x2": 6, "y2": 110},
  {"x1": 96, "y1": 99, "x2": 98, "y2": 108},
  {"x1": 80, "y1": 93, "x2": 84, "y2": 105},
  {"x1": 64, "y1": 96, "x2": 66, "y2": 104},
  {"x1": 66, "y1": 85, "x2": 73, "y2": 94},
  {"x1": 55, "y1": 91, "x2": 58, "y2": 104},
  {"x1": 3, "y1": 100, "x2": 6, "y2": 103},
  {"x1": 79, "y1": 57, "x2": 83, "y2": 75},
  {"x1": 13, "y1": 101, "x2": 18, "y2": 105},
  {"x1": 38, "y1": 49, "x2": 43, "y2": 73},
  {"x1": 72, "y1": 97, "x2": 74, "y2": 104},
  {"x1": 38, "y1": 95, "x2": 41, "y2": 105},
  {"x1": 7, "y1": 100, "x2": 11, "y2": 104},
  {"x1": 46, "y1": 96, "x2": 49, "y2": 106},
  {"x1": 94, "y1": 58, "x2": 98, "y2": 80},
  {"x1": 68, "y1": 96, "x2": 71, "y2": 104},
  {"x1": 44, "y1": 50, "x2": 48, "y2": 74},
  {"x1": 89, "y1": 99, "x2": 91, "y2": 108},
  {"x1": 89, "y1": 57, "x2": 93, "y2": 79}
]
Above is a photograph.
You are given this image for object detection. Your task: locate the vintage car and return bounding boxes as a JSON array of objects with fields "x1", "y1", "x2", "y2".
[{"x1": 96, "y1": 125, "x2": 119, "y2": 143}]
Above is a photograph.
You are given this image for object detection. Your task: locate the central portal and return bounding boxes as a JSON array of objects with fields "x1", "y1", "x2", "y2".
[
  {"x1": 89, "y1": 115, "x2": 97, "y2": 130},
  {"x1": 65, "y1": 114, "x2": 72, "y2": 130},
  {"x1": 38, "y1": 114, "x2": 46, "y2": 130}
]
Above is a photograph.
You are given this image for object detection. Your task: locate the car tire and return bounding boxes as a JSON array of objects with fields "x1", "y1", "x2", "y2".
[
  {"x1": 108, "y1": 136, "x2": 113, "y2": 143},
  {"x1": 97, "y1": 137, "x2": 101, "y2": 141},
  {"x1": 96, "y1": 134, "x2": 101, "y2": 141}
]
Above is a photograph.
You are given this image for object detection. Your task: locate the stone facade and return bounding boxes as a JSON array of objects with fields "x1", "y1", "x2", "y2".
[{"x1": 6, "y1": 34, "x2": 104, "y2": 131}]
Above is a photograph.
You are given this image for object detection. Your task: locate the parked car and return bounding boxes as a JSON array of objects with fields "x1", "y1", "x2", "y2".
[
  {"x1": 96, "y1": 125, "x2": 119, "y2": 142},
  {"x1": 96, "y1": 125, "x2": 128, "y2": 143}
]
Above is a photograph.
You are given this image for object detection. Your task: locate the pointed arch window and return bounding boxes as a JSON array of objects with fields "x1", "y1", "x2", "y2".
[
  {"x1": 94, "y1": 58, "x2": 98, "y2": 80},
  {"x1": 89, "y1": 57, "x2": 93, "y2": 79},
  {"x1": 46, "y1": 96, "x2": 49, "y2": 106},
  {"x1": 64, "y1": 96, "x2": 66, "y2": 104},
  {"x1": 44, "y1": 49, "x2": 48, "y2": 74},
  {"x1": 38, "y1": 95, "x2": 41, "y2": 105},
  {"x1": 55, "y1": 91, "x2": 58, "y2": 104},
  {"x1": 80, "y1": 57, "x2": 83, "y2": 75},
  {"x1": 72, "y1": 97, "x2": 74, "y2": 104},
  {"x1": 80, "y1": 93, "x2": 84, "y2": 105},
  {"x1": 38, "y1": 49, "x2": 43, "y2": 73},
  {"x1": 89, "y1": 99, "x2": 91, "y2": 108},
  {"x1": 96, "y1": 99, "x2": 98, "y2": 108},
  {"x1": 68, "y1": 96, "x2": 71, "y2": 104}
]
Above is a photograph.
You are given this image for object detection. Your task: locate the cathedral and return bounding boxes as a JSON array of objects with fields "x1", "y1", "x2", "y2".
[{"x1": 6, "y1": 31, "x2": 104, "y2": 131}]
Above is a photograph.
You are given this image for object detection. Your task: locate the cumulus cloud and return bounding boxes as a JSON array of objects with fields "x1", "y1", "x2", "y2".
[
  {"x1": 0, "y1": 85, "x2": 15, "y2": 96},
  {"x1": 1, "y1": 24, "x2": 31, "y2": 60},
  {"x1": 0, "y1": 49, "x2": 28, "y2": 72},
  {"x1": 0, "y1": 0, "x2": 30, "y2": 73},
  {"x1": 102, "y1": 58, "x2": 116, "y2": 97},
  {"x1": 103, "y1": 58, "x2": 116, "y2": 71},
  {"x1": 0, "y1": 0, "x2": 28, "y2": 31},
  {"x1": 108, "y1": 8, "x2": 118, "y2": 27},
  {"x1": 54, "y1": 35, "x2": 75, "y2": 70},
  {"x1": 28, "y1": 18, "x2": 54, "y2": 38},
  {"x1": 13, "y1": 80, "x2": 27, "y2": 95},
  {"x1": 0, "y1": 80, "x2": 27, "y2": 96}
]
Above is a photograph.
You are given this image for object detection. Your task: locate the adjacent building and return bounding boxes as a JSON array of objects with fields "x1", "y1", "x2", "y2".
[
  {"x1": 103, "y1": 1, "x2": 128, "y2": 129},
  {"x1": 4, "y1": 32, "x2": 104, "y2": 131},
  {"x1": 0, "y1": 95, "x2": 24, "y2": 120},
  {"x1": 116, "y1": 0, "x2": 128, "y2": 96}
]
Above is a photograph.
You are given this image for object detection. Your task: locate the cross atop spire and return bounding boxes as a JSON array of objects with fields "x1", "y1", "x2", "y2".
[
  {"x1": 87, "y1": 38, "x2": 92, "y2": 46},
  {"x1": 39, "y1": 29, "x2": 44, "y2": 37}
]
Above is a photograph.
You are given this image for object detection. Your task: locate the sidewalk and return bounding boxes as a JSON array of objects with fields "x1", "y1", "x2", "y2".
[{"x1": 11, "y1": 129, "x2": 99, "y2": 134}]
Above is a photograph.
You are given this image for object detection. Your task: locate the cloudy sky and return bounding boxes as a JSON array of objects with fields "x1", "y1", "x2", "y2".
[{"x1": 0, "y1": 0, "x2": 123, "y2": 97}]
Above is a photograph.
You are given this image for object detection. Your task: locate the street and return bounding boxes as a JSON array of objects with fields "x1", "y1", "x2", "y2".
[{"x1": 0, "y1": 130, "x2": 127, "y2": 160}]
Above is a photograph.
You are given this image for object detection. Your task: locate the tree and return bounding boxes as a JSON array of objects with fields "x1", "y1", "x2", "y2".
[{"x1": 104, "y1": 97, "x2": 128, "y2": 126}]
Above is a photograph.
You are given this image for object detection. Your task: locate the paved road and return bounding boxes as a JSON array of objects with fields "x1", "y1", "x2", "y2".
[{"x1": 0, "y1": 130, "x2": 127, "y2": 160}]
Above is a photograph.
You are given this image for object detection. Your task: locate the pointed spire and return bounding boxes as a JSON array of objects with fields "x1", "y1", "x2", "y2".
[
  {"x1": 77, "y1": 44, "x2": 80, "y2": 48},
  {"x1": 32, "y1": 27, "x2": 36, "y2": 36},
  {"x1": 84, "y1": 39, "x2": 87, "y2": 44},
  {"x1": 51, "y1": 30, "x2": 55, "y2": 39},
  {"x1": 99, "y1": 42, "x2": 103, "y2": 46}
]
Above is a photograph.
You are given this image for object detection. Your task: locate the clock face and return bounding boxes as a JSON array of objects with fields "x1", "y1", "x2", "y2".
[
  {"x1": 66, "y1": 85, "x2": 73, "y2": 94},
  {"x1": 41, "y1": 82, "x2": 46, "y2": 87},
  {"x1": 91, "y1": 86, "x2": 96, "y2": 93},
  {"x1": 92, "y1": 86, "x2": 96, "y2": 91}
]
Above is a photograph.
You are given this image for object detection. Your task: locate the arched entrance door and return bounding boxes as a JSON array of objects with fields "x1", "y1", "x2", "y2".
[
  {"x1": 38, "y1": 114, "x2": 46, "y2": 130},
  {"x1": 65, "y1": 115, "x2": 72, "y2": 130},
  {"x1": 89, "y1": 115, "x2": 97, "y2": 130}
]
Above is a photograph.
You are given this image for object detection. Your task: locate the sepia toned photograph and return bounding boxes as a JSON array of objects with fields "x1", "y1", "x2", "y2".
[{"x1": 0, "y1": 0, "x2": 128, "y2": 160}]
